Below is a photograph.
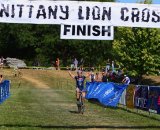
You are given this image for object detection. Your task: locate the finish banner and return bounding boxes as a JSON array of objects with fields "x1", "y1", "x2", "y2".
[
  {"x1": 0, "y1": 1, "x2": 160, "y2": 28},
  {"x1": 60, "y1": 24, "x2": 114, "y2": 40},
  {"x1": 86, "y1": 82, "x2": 127, "y2": 107}
]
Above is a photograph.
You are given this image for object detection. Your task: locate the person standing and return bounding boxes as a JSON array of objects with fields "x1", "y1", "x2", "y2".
[
  {"x1": 70, "y1": 58, "x2": 74, "y2": 71},
  {"x1": 95, "y1": 72, "x2": 101, "y2": 82},
  {"x1": 122, "y1": 75, "x2": 130, "y2": 85},
  {"x1": 55, "y1": 58, "x2": 60, "y2": 70},
  {"x1": 0, "y1": 75, "x2": 3, "y2": 83},
  {"x1": 101, "y1": 72, "x2": 108, "y2": 82},
  {"x1": 74, "y1": 58, "x2": 78, "y2": 71},
  {"x1": 89, "y1": 72, "x2": 95, "y2": 82},
  {"x1": 105, "y1": 59, "x2": 110, "y2": 72},
  {"x1": 0, "y1": 56, "x2": 4, "y2": 69},
  {"x1": 111, "y1": 60, "x2": 115, "y2": 72}
]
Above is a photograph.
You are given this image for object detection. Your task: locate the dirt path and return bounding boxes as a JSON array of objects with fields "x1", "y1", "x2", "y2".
[{"x1": 22, "y1": 74, "x2": 50, "y2": 89}]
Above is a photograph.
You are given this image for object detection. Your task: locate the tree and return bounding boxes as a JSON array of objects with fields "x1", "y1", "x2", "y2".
[
  {"x1": 113, "y1": 0, "x2": 160, "y2": 80},
  {"x1": 113, "y1": 27, "x2": 160, "y2": 79}
]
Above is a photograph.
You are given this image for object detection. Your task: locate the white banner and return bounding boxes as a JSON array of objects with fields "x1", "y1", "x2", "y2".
[
  {"x1": 0, "y1": 1, "x2": 160, "y2": 28},
  {"x1": 60, "y1": 24, "x2": 114, "y2": 40}
]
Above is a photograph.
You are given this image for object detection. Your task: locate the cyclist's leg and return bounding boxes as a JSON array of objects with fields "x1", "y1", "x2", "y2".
[
  {"x1": 76, "y1": 87, "x2": 80, "y2": 101},
  {"x1": 82, "y1": 91, "x2": 86, "y2": 104}
]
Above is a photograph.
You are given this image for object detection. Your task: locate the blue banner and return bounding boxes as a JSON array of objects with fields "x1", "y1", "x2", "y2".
[
  {"x1": 0, "y1": 80, "x2": 10, "y2": 104},
  {"x1": 86, "y1": 82, "x2": 127, "y2": 107}
]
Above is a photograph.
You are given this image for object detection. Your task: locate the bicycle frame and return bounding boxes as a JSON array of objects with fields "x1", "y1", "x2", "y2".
[{"x1": 77, "y1": 91, "x2": 85, "y2": 114}]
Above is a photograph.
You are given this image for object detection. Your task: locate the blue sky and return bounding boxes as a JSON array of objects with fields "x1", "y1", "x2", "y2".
[{"x1": 116, "y1": 0, "x2": 160, "y2": 4}]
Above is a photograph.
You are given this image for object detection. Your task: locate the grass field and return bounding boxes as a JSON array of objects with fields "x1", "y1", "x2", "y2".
[{"x1": 0, "y1": 69, "x2": 160, "y2": 130}]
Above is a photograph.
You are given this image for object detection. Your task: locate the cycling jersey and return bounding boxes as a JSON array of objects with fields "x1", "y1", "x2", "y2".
[{"x1": 75, "y1": 76, "x2": 86, "y2": 91}]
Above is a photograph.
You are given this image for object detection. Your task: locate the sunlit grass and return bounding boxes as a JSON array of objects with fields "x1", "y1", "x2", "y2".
[{"x1": 0, "y1": 69, "x2": 159, "y2": 130}]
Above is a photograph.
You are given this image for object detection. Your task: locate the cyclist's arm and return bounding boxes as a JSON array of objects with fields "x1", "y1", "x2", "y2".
[{"x1": 68, "y1": 71, "x2": 75, "y2": 79}]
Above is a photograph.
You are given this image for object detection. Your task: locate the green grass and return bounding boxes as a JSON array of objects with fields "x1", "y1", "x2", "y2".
[{"x1": 0, "y1": 69, "x2": 160, "y2": 130}]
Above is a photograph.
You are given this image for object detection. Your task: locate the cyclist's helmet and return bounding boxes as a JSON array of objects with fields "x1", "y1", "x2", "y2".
[{"x1": 77, "y1": 70, "x2": 83, "y2": 74}]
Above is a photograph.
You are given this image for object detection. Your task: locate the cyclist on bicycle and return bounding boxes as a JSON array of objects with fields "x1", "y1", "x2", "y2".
[{"x1": 68, "y1": 70, "x2": 88, "y2": 104}]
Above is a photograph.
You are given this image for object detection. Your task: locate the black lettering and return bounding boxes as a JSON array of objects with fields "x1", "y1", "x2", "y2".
[
  {"x1": 102, "y1": 7, "x2": 111, "y2": 20},
  {"x1": 0, "y1": 4, "x2": 9, "y2": 17},
  {"x1": 152, "y1": 10, "x2": 160, "y2": 23},
  {"x1": 131, "y1": 8, "x2": 140, "y2": 22},
  {"x1": 77, "y1": 25, "x2": 86, "y2": 36},
  {"x1": 17, "y1": 4, "x2": 24, "y2": 18},
  {"x1": 36, "y1": 5, "x2": 46, "y2": 19},
  {"x1": 86, "y1": 6, "x2": 90, "y2": 20},
  {"x1": 11, "y1": 5, "x2": 15, "y2": 18},
  {"x1": 48, "y1": 6, "x2": 57, "y2": 19},
  {"x1": 72, "y1": 25, "x2": 75, "y2": 35},
  {"x1": 92, "y1": 6, "x2": 100, "y2": 20},
  {"x1": 88, "y1": 25, "x2": 91, "y2": 36},
  {"x1": 142, "y1": 8, "x2": 150, "y2": 22},
  {"x1": 27, "y1": 5, "x2": 34, "y2": 18},
  {"x1": 92, "y1": 26, "x2": 100, "y2": 36},
  {"x1": 78, "y1": 6, "x2": 84, "y2": 20},
  {"x1": 102, "y1": 26, "x2": 111, "y2": 36},
  {"x1": 121, "y1": 7, "x2": 129, "y2": 21},
  {"x1": 59, "y1": 6, "x2": 69, "y2": 20},
  {"x1": 64, "y1": 25, "x2": 71, "y2": 35}
]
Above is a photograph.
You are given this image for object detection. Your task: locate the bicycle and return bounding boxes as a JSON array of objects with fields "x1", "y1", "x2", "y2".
[{"x1": 77, "y1": 91, "x2": 85, "y2": 114}]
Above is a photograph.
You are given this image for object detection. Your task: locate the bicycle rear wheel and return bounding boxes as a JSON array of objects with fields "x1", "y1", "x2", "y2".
[{"x1": 77, "y1": 93, "x2": 84, "y2": 114}]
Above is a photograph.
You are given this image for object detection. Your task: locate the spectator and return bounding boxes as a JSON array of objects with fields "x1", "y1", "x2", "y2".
[
  {"x1": 101, "y1": 72, "x2": 108, "y2": 82},
  {"x1": 95, "y1": 72, "x2": 101, "y2": 82},
  {"x1": 89, "y1": 72, "x2": 95, "y2": 82},
  {"x1": 111, "y1": 60, "x2": 115, "y2": 72},
  {"x1": 105, "y1": 59, "x2": 110, "y2": 72},
  {"x1": 74, "y1": 58, "x2": 78, "y2": 71},
  {"x1": 0, "y1": 75, "x2": 3, "y2": 83},
  {"x1": 0, "y1": 56, "x2": 4, "y2": 69},
  {"x1": 70, "y1": 58, "x2": 74, "y2": 71},
  {"x1": 55, "y1": 58, "x2": 60, "y2": 70},
  {"x1": 122, "y1": 75, "x2": 130, "y2": 85}
]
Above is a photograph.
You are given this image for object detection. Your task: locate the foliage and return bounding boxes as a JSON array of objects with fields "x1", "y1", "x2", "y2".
[{"x1": 113, "y1": 27, "x2": 160, "y2": 77}]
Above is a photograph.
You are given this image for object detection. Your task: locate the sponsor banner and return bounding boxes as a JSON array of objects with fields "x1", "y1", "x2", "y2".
[
  {"x1": 147, "y1": 86, "x2": 160, "y2": 114},
  {"x1": 126, "y1": 84, "x2": 135, "y2": 109},
  {"x1": 119, "y1": 89, "x2": 126, "y2": 106},
  {"x1": 60, "y1": 24, "x2": 114, "y2": 40},
  {"x1": 0, "y1": 80, "x2": 10, "y2": 104},
  {"x1": 85, "y1": 82, "x2": 127, "y2": 107},
  {"x1": 134, "y1": 85, "x2": 149, "y2": 110},
  {"x1": 0, "y1": 1, "x2": 160, "y2": 28}
]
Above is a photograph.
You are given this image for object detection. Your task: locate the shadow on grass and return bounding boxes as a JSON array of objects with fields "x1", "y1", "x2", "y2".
[
  {"x1": 1, "y1": 124, "x2": 160, "y2": 129},
  {"x1": 69, "y1": 110, "x2": 79, "y2": 114},
  {"x1": 118, "y1": 107, "x2": 160, "y2": 122},
  {"x1": 88, "y1": 99, "x2": 160, "y2": 122}
]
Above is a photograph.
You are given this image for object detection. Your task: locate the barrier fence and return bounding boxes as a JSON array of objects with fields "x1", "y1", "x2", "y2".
[
  {"x1": 0, "y1": 80, "x2": 10, "y2": 104},
  {"x1": 86, "y1": 82, "x2": 160, "y2": 115},
  {"x1": 119, "y1": 84, "x2": 160, "y2": 114}
]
